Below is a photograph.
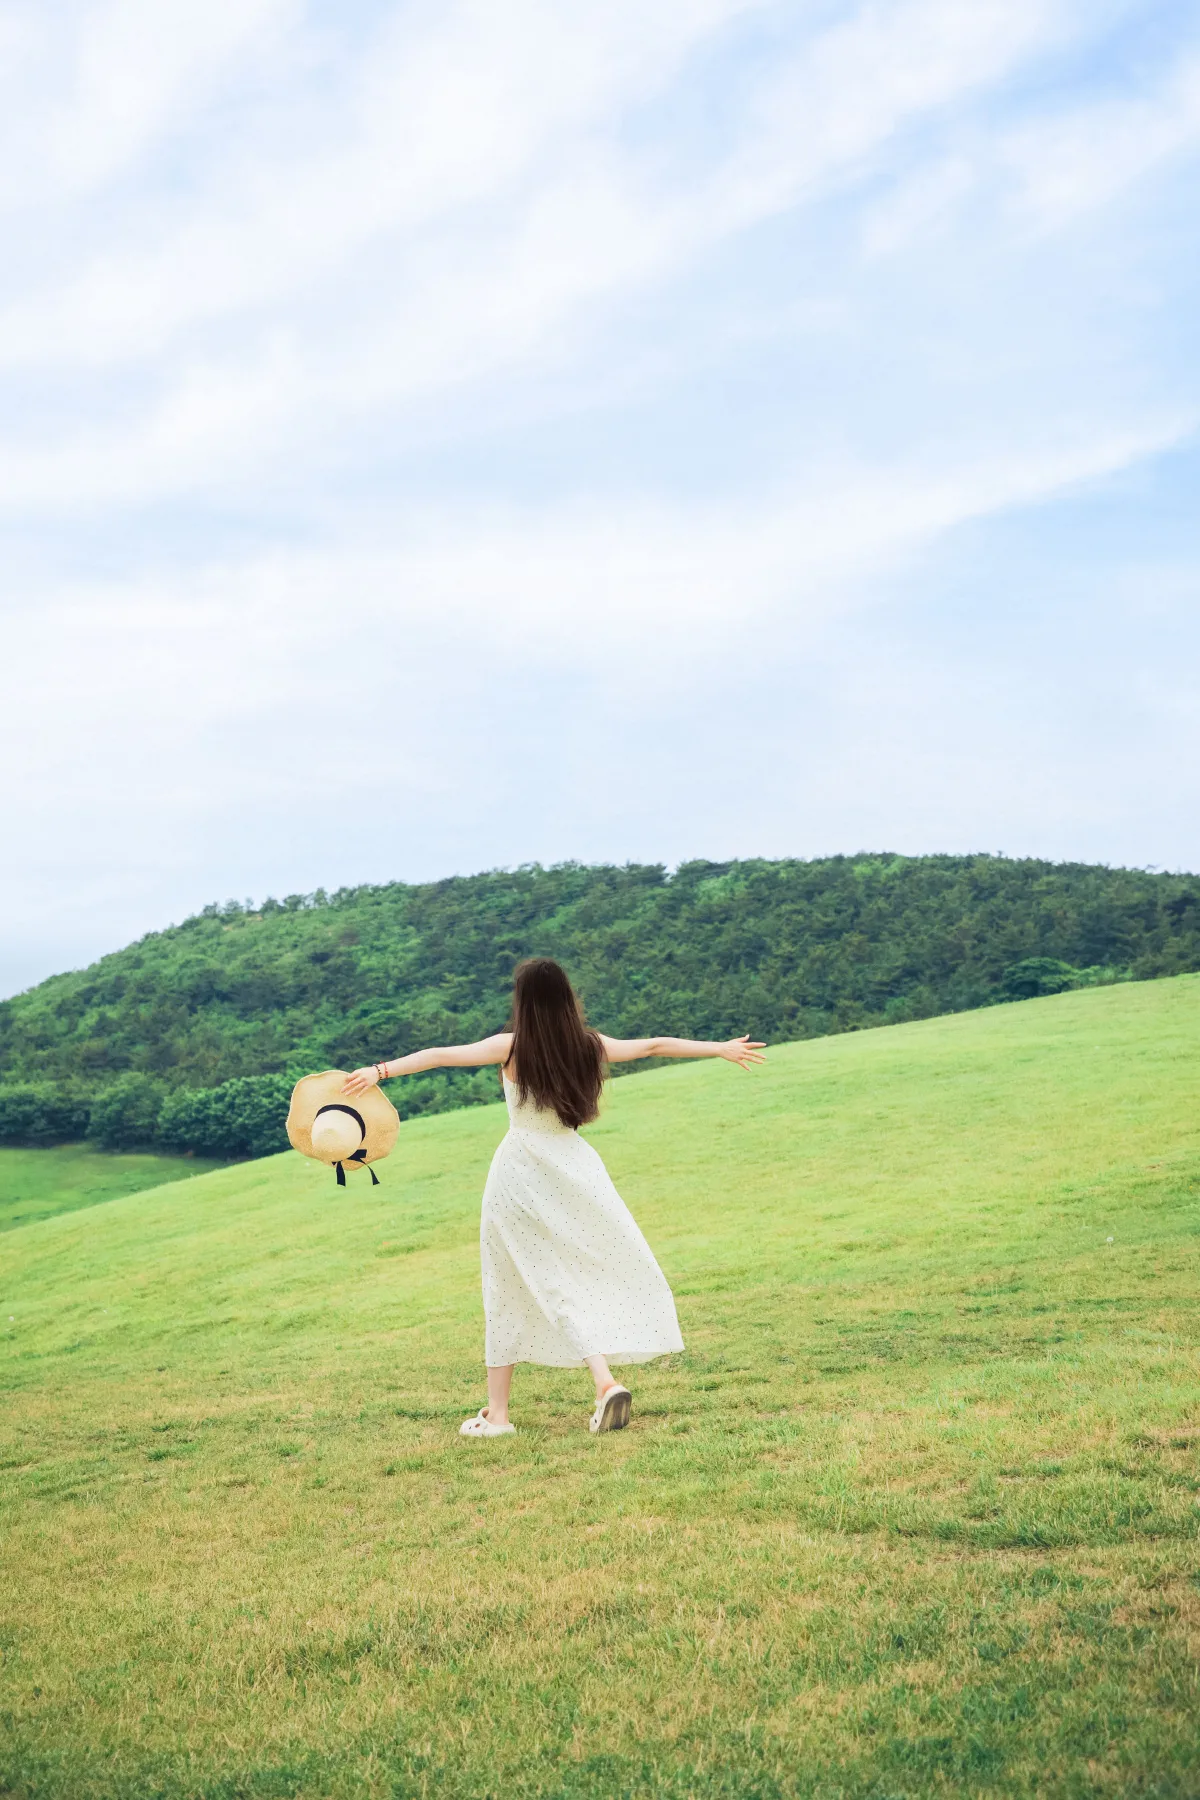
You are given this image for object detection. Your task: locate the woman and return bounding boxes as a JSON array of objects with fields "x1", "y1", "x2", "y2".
[{"x1": 343, "y1": 958, "x2": 764, "y2": 1437}]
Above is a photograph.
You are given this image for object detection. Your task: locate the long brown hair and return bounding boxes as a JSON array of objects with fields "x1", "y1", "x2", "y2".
[{"x1": 506, "y1": 958, "x2": 605, "y2": 1129}]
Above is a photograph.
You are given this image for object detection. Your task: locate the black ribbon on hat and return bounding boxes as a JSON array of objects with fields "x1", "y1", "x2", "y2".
[
  {"x1": 336, "y1": 1159, "x2": 380, "y2": 1187},
  {"x1": 313, "y1": 1103, "x2": 381, "y2": 1187}
]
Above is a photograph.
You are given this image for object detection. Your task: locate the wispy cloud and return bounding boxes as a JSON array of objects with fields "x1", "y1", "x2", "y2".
[
  {"x1": 863, "y1": 30, "x2": 1200, "y2": 253},
  {"x1": 1004, "y1": 48, "x2": 1200, "y2": 227},
  {"x1": 4, "y1": 411, "x2": 1184, "y2": 764},
  {"x1": 0, "y1": 0, "x2": 1075, "y2": 511},
  {"x1": 0, "y1": 0, "x2": 296, "y2": 205},
  {"x1": 1, "y1": 0, "x2": 1198, "y2": 991}
]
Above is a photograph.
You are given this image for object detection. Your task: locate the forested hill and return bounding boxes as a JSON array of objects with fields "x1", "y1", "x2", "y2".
[{"x1": 2, "y1": 854, "x2": 1198, "y2": 1156}]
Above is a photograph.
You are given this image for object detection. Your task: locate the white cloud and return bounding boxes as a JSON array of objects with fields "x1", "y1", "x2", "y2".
[
  {"x1": 3, "y1": 408, "x2": 1184, "y2": 751},
  {"x1": 0, "y1": 0, "x2": 1080, "y2": 516},
  {"x1": 0, "y1": 0, "x2": 758, "y2": 365},
  {"x1": 1005, "y1": 49, "x2": 1200, "y2": 228},
  {"x1": 712, "y1": 0, "x2": 1062, "y2": 222},
  {"x1": 862, "y1": 37, "x2": 1200, "y2": 257},
  {"x1": 0, "y1": 0, "x2": 297, "y2": 205},
  {"x1": 2, "y1": 0, "x2": 1198, "y2": 990}
]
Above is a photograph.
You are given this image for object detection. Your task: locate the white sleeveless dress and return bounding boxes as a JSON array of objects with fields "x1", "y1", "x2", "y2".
[{"x1": 479, "y1": 1077, "x2": 685, "y2": 1368}]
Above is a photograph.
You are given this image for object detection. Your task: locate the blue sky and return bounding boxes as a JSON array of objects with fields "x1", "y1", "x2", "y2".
[{"x1": 1, "y1": 0, "x2": 1198, "y2": 996}]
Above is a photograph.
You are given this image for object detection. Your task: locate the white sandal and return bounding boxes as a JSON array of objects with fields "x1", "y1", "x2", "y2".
[
  {"x1": 459, "y1": 1408, "x2": 516, "y2": 1438},
  {"x1": 590, "y1": 1384, "x2": 631, "y2": 1434}
]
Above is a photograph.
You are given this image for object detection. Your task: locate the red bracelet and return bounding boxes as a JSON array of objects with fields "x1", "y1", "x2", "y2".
[{"x1": 375, "y1": 1062, "x2": 388, "y2": 1082}]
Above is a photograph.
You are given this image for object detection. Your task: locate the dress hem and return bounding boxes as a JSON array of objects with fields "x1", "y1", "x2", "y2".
[{"x1": 483, "y1": 1343, "x2": 684, "y2": 1369}]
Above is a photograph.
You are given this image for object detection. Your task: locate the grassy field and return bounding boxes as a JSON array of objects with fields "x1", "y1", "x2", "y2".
[
  {"x1": 1, "y1": 977, "x2": 1198, "y2": 1799},
  {"x1": 0, "y1": 1144, "x2": 228, "y2": 1234}
]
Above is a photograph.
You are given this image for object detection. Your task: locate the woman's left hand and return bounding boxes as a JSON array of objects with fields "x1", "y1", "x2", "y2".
[{"x1": 342, "y1": 1066, "x2": 381, "y2": 1097}]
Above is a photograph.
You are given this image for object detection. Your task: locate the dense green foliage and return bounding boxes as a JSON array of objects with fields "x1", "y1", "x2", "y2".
[
  {"x1": 156, "y1": 1074, "x2": 296, "y2": 1159},
  {"x1": 1, "y1": 853, "x2": 1198, "y2": 1154},
  {"x1": 0, "y1": 1084, "x2": 90, "y2": 1147}
]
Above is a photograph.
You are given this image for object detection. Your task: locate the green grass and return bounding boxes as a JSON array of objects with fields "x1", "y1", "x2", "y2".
[
  {"x1": 1, "y1": 976, "x2": 1198, "y2": 1799},
  {"x1": 0, "y1": 1143, "x2": 228, "y2": 1233}
]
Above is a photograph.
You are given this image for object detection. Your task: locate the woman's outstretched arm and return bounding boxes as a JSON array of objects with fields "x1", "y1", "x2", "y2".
[
  {"x1": 342, "y1": 1033, "x2": 512, "y2": 1096},
  {"x1": 599, "y1": 1033, "x2": 765, "y2": 1069}
]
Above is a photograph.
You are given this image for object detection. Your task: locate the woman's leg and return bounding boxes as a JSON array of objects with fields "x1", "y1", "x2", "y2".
[
  {"x1": 485, "y1": 1363, "x2": 515, "y2": 1425},
  {"x1": 584, "y1": 1353, "x2": 618, "y2": 1403}
]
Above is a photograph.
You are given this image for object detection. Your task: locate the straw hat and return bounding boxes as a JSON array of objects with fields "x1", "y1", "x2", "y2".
[{"x1": 286, "y1": 1071, "x2": 399, "y2": 1185}]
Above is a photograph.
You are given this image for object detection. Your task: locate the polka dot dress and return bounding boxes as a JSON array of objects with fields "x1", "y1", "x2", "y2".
[{"x1": 479, "y1": 1078, "x2": 685, "y2": 1368}]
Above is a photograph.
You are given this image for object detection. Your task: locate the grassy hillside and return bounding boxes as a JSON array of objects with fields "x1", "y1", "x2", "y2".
[
  {"x1": 0, "y1": 1145, "x2": 227, "y2": 1233},
  {"x1": 1, "y1": 975, "x2": 1198, "y2": 1798},
  {"x1": 2, "y1": 854, "x2": 1199, "y2": 1157}
]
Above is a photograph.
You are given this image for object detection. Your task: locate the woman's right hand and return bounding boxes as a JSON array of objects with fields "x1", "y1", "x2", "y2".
[
  {"x1": 342, "y1": 1066, "x2": 381, "y2": 1097},
  {"x1": 719, "y1": 1035, "x2": 766, "y2": 1069}
]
